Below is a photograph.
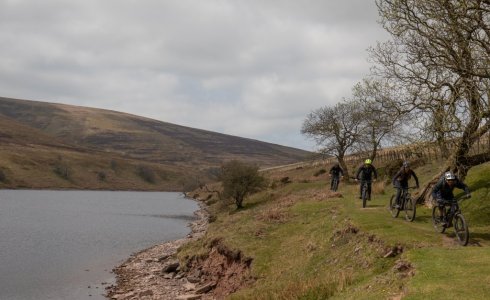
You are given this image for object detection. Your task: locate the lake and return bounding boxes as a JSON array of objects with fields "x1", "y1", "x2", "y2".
[{"x1": 0, "y1": 190, "x2": 199, "y2": 300}]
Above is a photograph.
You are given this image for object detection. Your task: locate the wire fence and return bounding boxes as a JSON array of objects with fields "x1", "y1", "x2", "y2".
[
  {"x1": 320, "y1": 132, "x2": 490, "y2": 171},
  {"x1": 260, "y1": 133, "x2": 490, "y2": 175}
]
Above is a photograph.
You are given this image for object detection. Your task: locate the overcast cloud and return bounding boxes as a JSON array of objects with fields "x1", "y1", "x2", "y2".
[{"x1": 0, "y1": 0, "x2": 388, "y2": 151}]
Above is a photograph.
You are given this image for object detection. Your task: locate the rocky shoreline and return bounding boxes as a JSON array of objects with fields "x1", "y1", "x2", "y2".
[{"x1": 105, "y1": 198, "x2": 214, "y2": 300}]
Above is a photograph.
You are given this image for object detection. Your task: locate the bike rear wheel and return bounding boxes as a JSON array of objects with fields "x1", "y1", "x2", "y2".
[
  {"x1": 404, "y1": 196, "x2": 416, "y2": 222},
  {"x1": 432, "y1": 206, "x2": 446, "y2": 233},
  {"x1": 453, "y1": 213, "x2": 469, "y2": 246},
  {"x1": 389, "y1": 194, "x2": 400, "y2": 218}
]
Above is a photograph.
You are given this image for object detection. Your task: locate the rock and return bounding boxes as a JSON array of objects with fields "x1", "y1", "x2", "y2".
[
  {"x1": 162, "y1": 260, "x2": 180, "y2": 273},
  {"x1": 195, "y1": 282, "x2": 216, "y2": 294},
  {"x1": 175, "y1": 295, "x2": 202, "y2": 300},
  {"x1": 183, "y1": 282, "x2": 196, "y2": 291},
  {"x1": 139, "y1": 290, "x2": 154, "y2": 297},
  {"x1": 187, "y1": 276, "x2": 201, "y2": 283},
  {"x1": 158, "y1": 254, "x2": 170, "y2": 262}
]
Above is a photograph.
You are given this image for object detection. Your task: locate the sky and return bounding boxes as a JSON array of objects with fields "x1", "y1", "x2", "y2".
[{"x1": 0, "y1": 0, "x2": 389, "y2": 151}]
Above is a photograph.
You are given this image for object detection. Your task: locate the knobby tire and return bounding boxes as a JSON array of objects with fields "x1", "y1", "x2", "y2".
[
  {"x1": 389, "y1": 194, "x2": 400, "y2": 218},
  {"x1": 404, "y1": 196, "x2": 416, "y2": 222},
  {"x1": 454, "y1": 213, "x2": 469, "y2": 246},
  {"x1": 432, "y1": 206, "x2": 446, "y2": 233}
]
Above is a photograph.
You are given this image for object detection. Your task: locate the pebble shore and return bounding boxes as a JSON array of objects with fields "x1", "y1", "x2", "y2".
[{"x1": 105, "y1": 199, "x2": 213, "y2": 300}]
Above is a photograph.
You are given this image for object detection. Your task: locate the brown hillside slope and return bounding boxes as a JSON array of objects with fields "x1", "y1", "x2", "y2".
[
  {"x1": 0, "y1": 97, "x2": 310, "y2": 168},
  {"x1": 0, "y1": 97, "x2": 311, "y2": 190}
]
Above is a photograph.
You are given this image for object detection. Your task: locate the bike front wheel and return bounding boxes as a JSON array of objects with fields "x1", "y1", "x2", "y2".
[
  {"x1": 389, "y1": 194, "x2": 400, "y2": 218},
  {"x1": 332, "y1": 178, "x2": 339, "y2": 192},
  {"x1": 432, "y1": 206, "x2": 446, "y2": 233},
  {"x1": 453, "y1": 213, "x2": 469, "y2": 246},
  {"x1": 362, "y1": 185, "x2": 367, "y2": 208},
  {"x1": 404, "y1": 196, "x2": 416, "y2": 222}
]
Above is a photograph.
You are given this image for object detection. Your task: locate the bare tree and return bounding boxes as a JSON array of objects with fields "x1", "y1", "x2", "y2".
[
  {"x1": 352, "y1": 78, "x2": 406, "y2": 160},
  {"x1": 301, "y1": 101, "x2": 364, "y2": 179},
  {"x1": 373, "y1": 0, "x2": 490, "y2": 201}
]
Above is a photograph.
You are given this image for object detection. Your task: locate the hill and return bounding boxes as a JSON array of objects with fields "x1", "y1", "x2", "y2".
[
  {"x1": 0, "y1": 97, "x2": 311, "y2": 190},
  {"x1": 174, "y1": 159, "x2": 490, "y2": 299}
]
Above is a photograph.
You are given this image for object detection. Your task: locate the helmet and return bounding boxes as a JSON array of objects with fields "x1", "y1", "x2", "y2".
[
  {"x1": 444, "y1": 171, "x2": 456, "y2": 181},
  {"x1": 402, "y1": 161, "x2": 409, "y2": 168},
  {"x1": 364, "y1": 159, "x2": 372, "y2": 165}
]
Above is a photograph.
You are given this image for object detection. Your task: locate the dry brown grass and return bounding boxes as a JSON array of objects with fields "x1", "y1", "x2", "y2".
[
  {"x1": 255, "y1": 204, "x2": 289, "y2": 223},
  {"x1": 372, "y1": 180, "x2": 386, "y2": 195}
]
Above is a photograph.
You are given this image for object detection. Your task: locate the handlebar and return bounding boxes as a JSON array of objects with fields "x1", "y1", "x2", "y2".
[{"x1": 437, "y1": 194, "x2": 471, "y2": 205}]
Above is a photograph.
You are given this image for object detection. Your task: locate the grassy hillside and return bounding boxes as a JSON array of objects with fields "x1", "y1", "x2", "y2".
[
  {"x1": 182, "y1": 160, "x2": 490, "y2": 299},
  {"x1": 0, "y1": 110, "x2": 188, "y2": 190},
  {"x1": 0, "y1": 97, "x2": 310, "y2": 167},
  {"x1": 0, "y1": 96, "x2": 312, "y2": 190}
]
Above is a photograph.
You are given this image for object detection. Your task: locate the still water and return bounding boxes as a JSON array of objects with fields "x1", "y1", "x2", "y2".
[{"x1": 0, "y1": 190, "x2": 199, "y2": 300}]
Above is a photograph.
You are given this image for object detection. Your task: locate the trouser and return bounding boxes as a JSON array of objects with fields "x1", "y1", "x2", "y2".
[{"x1": 360, "y1": 181, "x2": 372, "y2": 198}]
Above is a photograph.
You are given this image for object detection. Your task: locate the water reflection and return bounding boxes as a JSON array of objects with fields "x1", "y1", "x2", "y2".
[{"x1": 0, "y1": 190, "x2": 198, "y2": 300}]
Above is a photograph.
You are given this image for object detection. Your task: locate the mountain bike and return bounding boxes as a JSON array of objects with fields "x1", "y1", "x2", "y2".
[
  {"x1": 331, "y1": 176, "x2": 340, "y2": 192},
  {"x1": 431, "y1": 196, "x2": 470, "y2": 246},
  {"x1": 360, "y1": 180, "x2": 371, "y2": 208},
  {"x1": 389, "y1": 186, "x2": 417, "y2": 222}
]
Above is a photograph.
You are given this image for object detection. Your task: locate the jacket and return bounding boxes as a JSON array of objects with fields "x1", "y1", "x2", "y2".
[
  {"x1": 392, "y1": 167, "x2": 419, "y2": 187},
  {"x1": 431, "y1": 176, "x2": 470, "y2": 200},
  {"x1": 356, "y1": 164, "x2": 377, "y2": 181}
]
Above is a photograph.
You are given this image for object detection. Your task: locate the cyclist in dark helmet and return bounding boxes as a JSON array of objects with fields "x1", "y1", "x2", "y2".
[
  {"x1": 392, "y1": 161, "x2": 420, "y2": 208},
  {"x1": 432, "y1": 171, "x2": 471, "y2": 224},
  {"x1": 329, "y1": 163, "x2": 344, "y2": 191},
  {"x1": 355, "y1": 159, "x2": 378, "y2": 200}
]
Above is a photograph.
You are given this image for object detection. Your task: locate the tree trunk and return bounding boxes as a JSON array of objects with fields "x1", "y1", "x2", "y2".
[
  {"x1": 337, "y1": 153, "x2": 350, "y2": 182},
  {"x1": 415, "y1": 170, "x2": 445, "y2": 205}
]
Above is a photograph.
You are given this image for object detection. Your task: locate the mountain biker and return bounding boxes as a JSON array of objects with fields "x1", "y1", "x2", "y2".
[
  {"x1": 392, "y1": 161, "x2": 420, "y2": 208},
  {"x1": 355, "y1": 159, "x2": 378, "y2": 200},
  {"x1": 329, "y1": 163, "x2": 344, "y2": 191},
  {"x1": 431, "y1": 171, "x2": 471, "y2": 224}
]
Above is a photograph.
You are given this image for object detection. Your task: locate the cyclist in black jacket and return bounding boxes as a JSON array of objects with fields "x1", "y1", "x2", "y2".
[
  {"x1": 329, "y1": 163, "x2": 344, "y2": 191},
  {"x1": 392, "y1": 161, "x2": 420, "y2": 208},
  {"x1": 355, "y1": 159, "x2": 378, "y2": 200},
  {"x1": 432, "y1": 171, "x2": 471, "y2": 223}
]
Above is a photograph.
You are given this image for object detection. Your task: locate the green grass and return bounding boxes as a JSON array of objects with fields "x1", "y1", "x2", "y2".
[
  {"x1": 405, "y1": 248, "x2": 490, "y2": 299},
  {"x1": 182, "y1": 161, "x2": 490, "y2": 299}
]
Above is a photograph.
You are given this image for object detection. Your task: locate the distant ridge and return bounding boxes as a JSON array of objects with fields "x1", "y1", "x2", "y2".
[{"x1": 0, "y1": 97, "x2": 311, "y2": 190}]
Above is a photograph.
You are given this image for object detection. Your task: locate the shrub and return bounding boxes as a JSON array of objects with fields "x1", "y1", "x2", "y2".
[
  {"x1": 137, "y1": 165, "x2": 156, "y2": 184},
  {"x1": 53, "y1": 163, "x2": 70, "y2": 180},
  {"x1": 97, "y1": 171, "x2": 107, "y2": 182},
  {"x1": 385, "y1": 159, "x2": 403, "y2": 178},
  {"x1": 220, "y1": 160, "x2": 266, "y2": 209},
  {"x1": 280, "y1": 176, "x2": 292, "y2": 184},
  {"x1": 0, "y1": 169, "x2": 6, "y2": 182},
  {"x1": 314, "y1": 169, "x2": 327, "y2": 177}
]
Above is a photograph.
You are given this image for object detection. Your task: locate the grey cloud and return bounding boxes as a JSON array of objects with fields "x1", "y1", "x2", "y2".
[{"x1": 0, "y1": 0, "x2": 388, "y2": 150}]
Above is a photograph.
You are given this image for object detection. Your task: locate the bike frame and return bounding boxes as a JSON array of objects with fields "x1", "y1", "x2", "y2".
[
  {"x1": 432, "y1": 195, "x2": 470, "y2": 246},
  {"x1": 398, "y1": 186, "x2": 416, "y2": 207},
  {"x1": 438, "y1": 199, "x2": 461, "y2": 226},
  {"x1": 390, "y1": 186, "x2": 417, "y2": 221}
]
